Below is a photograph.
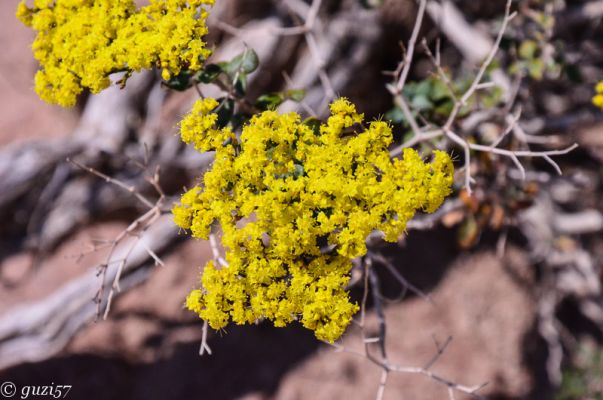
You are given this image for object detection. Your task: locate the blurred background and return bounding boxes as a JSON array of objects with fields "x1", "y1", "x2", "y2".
[{"x1": 1, "y1": 0, "x2": 603, "y2": 399}]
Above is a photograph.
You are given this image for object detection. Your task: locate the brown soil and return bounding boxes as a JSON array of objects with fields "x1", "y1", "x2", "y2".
[
  {"x1": 0, "y1": 233, "x2": 538, "y2": 400},
  {"x1": 275, "y1": 248, "x2": 535, "y2": 400}
]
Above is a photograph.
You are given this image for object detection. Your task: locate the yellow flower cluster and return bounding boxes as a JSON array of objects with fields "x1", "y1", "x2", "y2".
[
  {"x1": 17, "y1": 0, "x2": 214, "y2": 107},
  {"x1": 174, "y1": 98, "x2": 454, "y2": 342},
  {"x1": 593, "y1": 82, "x2": 603, "y2": 109}
]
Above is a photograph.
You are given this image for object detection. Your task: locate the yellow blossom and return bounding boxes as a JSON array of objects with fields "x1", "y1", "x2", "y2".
[
  {"x1": 593, "y1": 81, "x2": 603, "y2": 109},
  {"x1": 174, "y1": 97, "x2": 454, "y2": 342},
  {"x1": 17, "y1": 0, "x2": 214, "y2": 107}
]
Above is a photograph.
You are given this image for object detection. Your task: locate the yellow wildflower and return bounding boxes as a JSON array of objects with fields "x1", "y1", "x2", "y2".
[
  {"x1": 593, "y1": 81, "x2": 603, "y2": 109},
  {"x1": 174, "y1": 97, "x2": 454, "y2": 342},
  {"x1": 17, "y1": 0, "x2": 214, "y2": 107}
]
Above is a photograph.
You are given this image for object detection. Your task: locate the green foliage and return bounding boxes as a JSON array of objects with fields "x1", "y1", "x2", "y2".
[
  {"x1": 164, "y1": 48, "x2": 261, "y2": 94},
  {"x1": 509, "y1": 37, "x2": 561, "y2": 81},
  {"x1": 255, "y1": 89, "x2": 306, "y2": 110},
  {"x1": 220, "y1": 47, "x2": 260, "y2": 76},
  {"x1": 385, "y1": 74, "x2": 502, "y2": 126},
  {"x1": 556, "y1": 341, "x2": 603, "y2": 400},
  {"x1": 506, "y1": 6, "x2": 561, "y2": 81}
]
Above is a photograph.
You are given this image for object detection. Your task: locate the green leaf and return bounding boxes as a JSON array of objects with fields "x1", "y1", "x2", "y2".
[
  {"x1": 164, "y1": 70, "x2": 192, "y2": 91},
  {"x1": 222, "y1": 48, "x2": 260, "y2": 78},
  {"x1": 519, "y1": 40, "x2": 538, "y2": 60},
  {"x1": 414, "y1": 80, "x2": 432, "y2": 97},
  {"x1": 385, "y1": 107, "x2": 405, "y2": 124},
  {"x1": 402, "y1": 83, "x2": 415, "y2": 99},
  {"x1": 482, "y1": 87, "x2": 503, "y2": 108},
  {"x1": 285, "y1": 89, "x2": 305, "y2": 102},
  {"x1": 256, "y1": 93, "x2": 285, "y2": 110},
  {"x1": 528, "y1": 58, "x2": 545, "y2": 80},
  {"x1": 508, "y1": 61, "x2": 522, "y2": 76},
  {"x1": 195, "y1": 63, "x2": 223, "y2": 84},
  {"x1": 293, "y1": 163, "x2": 305, "y2": 179},
  {"x1": 303, "y1": 117, "x2": 321, "y2": 135},
  {"x1": 255, "y1": 89, "x2": 306, "y2": 111},
  {"x1": 239, "y1": 49, "x2": 260, "y2": 73},
  {"x1": 234, "y1": 73, "x2": 248, "y2": 97},
  {"x1": 431, "y1": 79, "x2": 451, "y2": 101},
  {"x1": 433, "y1": 101, "x2": 454, "y2": 116},
  {"x1": 411, "y1": 94, "x2": 433, "y2": 111}
]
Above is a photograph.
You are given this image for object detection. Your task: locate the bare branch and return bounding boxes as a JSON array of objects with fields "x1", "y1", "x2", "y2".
[
  {"x1": 199, "y1": 320, "x2": 213, "y2": 356},
  {"x1": 67, "y1": 158, "x2": 155, "y2": 209},
  {"x1": 389, "y1": 364, "x2": 489, "y2": 399},
  {"x1": 395, "y1": 0, "x2": 427, "y2": 93}
]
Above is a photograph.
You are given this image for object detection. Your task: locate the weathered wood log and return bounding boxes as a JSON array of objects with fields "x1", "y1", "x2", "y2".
[{"x1": 0, "y1": 215, "x2": 180, "y2": 371}]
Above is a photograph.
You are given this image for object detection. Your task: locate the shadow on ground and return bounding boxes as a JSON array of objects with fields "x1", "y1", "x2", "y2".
[
  {"x1": 0, "y1": 227, "x2": 467, "y2": 400},
  {"x1": 0, "y1": 321, "x2": 320, "y2": 400}
]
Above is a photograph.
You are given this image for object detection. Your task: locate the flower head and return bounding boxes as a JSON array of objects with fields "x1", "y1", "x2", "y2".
[
  {"x1": 174, "y1": 97, "x2": 454, "y2": 342},
  {"x1": 17, "y1": 0, "x2": 214, "y2": 106}
]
